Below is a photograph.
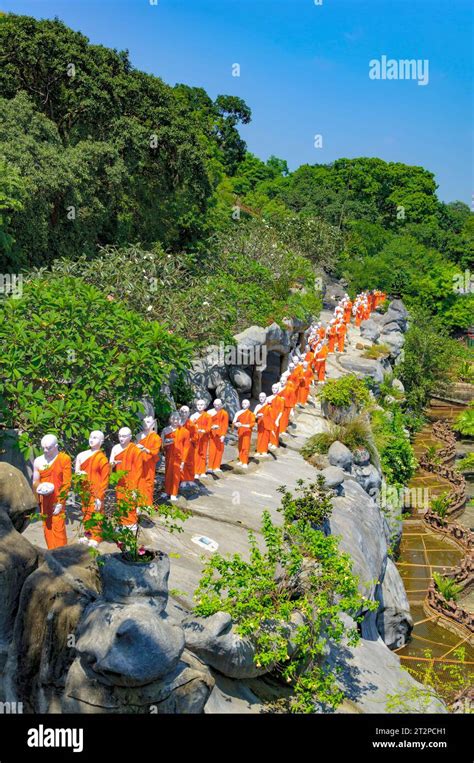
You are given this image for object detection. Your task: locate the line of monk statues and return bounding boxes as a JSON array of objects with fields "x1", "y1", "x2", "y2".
[{"x1": 32, "y1": 290, "x2": 386, "y2": 550}]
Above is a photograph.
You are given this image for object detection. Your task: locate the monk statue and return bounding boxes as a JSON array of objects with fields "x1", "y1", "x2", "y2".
[
  {"x1": 190, "y1": 399, "x2": 211, "y2": 479},
  {"x1": 233, "y1": 399, "x2": 256, "y2": 468},
  {"x1": 33, "y1": 434, "x2": 71, "y2": 549},
  {"x1": 161, "y1": 412, "x2": 190, "y2": 501},
  {"x1": 179, "y1": 405, "x2": 198, "y2": 488},
  {"x1": 254, "y1": 392, "x2": 273, "y2": 457},
  {"x1": 136, "y1": 415, "x2": 162, "y2": 506},
  {"x1": 267, "y1": 382, "x2": 284, "y2": 450},
  {"x1": 109, "y1": 427, "x2": 143, "y2": 528},
  {"x1": 75, "y1": 430, "x2": 109, "y2": 546},
  {"x1": 208, "y1": 398, "x2": 229, "y2": 473}
]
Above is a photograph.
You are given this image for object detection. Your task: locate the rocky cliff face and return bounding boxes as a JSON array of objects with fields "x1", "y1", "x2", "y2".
[{"x1": 0, "y1": 299, "x2": 446, "y2": 714}]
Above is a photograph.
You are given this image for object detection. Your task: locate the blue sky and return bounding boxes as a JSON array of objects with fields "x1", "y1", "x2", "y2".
[{"x1": 3, "y1": 0, "x2": 473, "y2": 203}]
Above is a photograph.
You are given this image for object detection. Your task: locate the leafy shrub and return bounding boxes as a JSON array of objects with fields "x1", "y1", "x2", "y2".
[
  {"x1": 319, "y1": 374, "x2": 371, "y2": 410},
  {"x1": 433, "y1": 572, "x2": 462, "y2": 602},
  {"x1": 277, "y1": 477, "x2": 332, "y2": 527},
  {"x1": 0, "y1": 276, "x2": 192, "y2": 458},
  {"x1": 371, "y1": 408, "x2": 417, "y2": 488},
  {"x1": 457, "y1": 452, "x2": 474, "y2": 472},
  {"x1": 362, "y1": 344, "x2": 391, "y2": 360},
  {"x1": 429, "y1": 492, "x2": 451, "y2": 518},
  {"x1": 301, "y1": 416, "x2": 373, "y2": 459},
  {"x1": 194, "y1": 484, "x2": 376, "y2": 712},
  {"x1": 452, "y1": 403, "x2": 474, "y2": 437}
]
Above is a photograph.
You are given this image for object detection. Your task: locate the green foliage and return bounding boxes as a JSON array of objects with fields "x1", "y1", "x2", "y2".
[
  {"x1": 71, "y1": 471, "x2": 188, "y2": 561},
  {"x1": 362, "y1": 343, "x2": 390, "y2": 360},
  {"x1": 277, "y1": 477, "x2": 333, "y2": 527},
  {"x1": 319, "y1": 374, "x2": 371, "y2": 410},
  {"x1": 301, "y1": 415, "x2": 373, "y2": 459},
  {"x1": 457, "y1": 452, "x2": 474, "y2": 472},
  {"x1": 432, "y1": 572, "x2": 462, "y2": 602},
  {"x1": 429, "y1": 492, "x2": 451, "y2": 519},
  {"x1": 371, "y1": 408, "x2": 417, "y2": 489},
  {"x1": 0, "y1": 14, "x2": 254, "y2": 265},
  {"x1": 387, "y1": 648, "x2": 471, "y2": 710},
  {"x1": 194, "y1": 483, "x2": 376, "y2": 712},
  {"x1": 397, "y1": 307, "x2": 465, "y2": 417},
  {"x1": 40, "y1": 224, "x2": 320, "y2": 347},
  {"x1": 452, "y1": 403, "x2": 474, "y2": 437},
  {"x1": 0, "y1": 276, "x2": 191, "y2": 458}
]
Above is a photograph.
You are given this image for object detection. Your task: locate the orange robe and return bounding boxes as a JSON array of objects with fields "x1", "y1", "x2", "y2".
[
  {"x1": 336, "y1": 322, "x2": 346, "y2": 352},
  {"x1": 80, "y1": 450, "x2": 109, "y2": 542},
  {"x1": 305, "y1": 350, "x2": 315, "y2": 370},
  {"x1": 318, "y1": 326, "x2": 326, "y2": 341},
  {"x1": 256, "y1": 402, "x2": 274, "y2": 454},
  {"x1": 137, "y1": 432, "x2": 162, "y2": 505},
  {"x1": 269, "y1": 393, "x2": 285, "y2": 447},
  {"x1": 355, "y1": 305, "x2": 364, "y2": 327},
  {"x1": 192, "y1": 412, "x2": 212, "y2": 475},
  {"x1": 234, "y1": 409, "x2": 256, "y2": 464},
  {"x1": 113, "y1": 442, "x2": 143, "y2": 526},
  {"x1": 163, "y1": 426, "x2": 190, "y2": 496},
  {"x1": 327, "y1": 325, "x2": 337, "y2": 353},
  {"x1": 301, "y1": 367, "x2": 313, "y2": 404},
  {"x1": 315, "y1": 345, "x2": 328, "y2": 382},
  {"x1": 182, "y1": 418, "x2": 198, "y2": 481},
  {"x1": 37, "y1": 452, "x2": 71, "y2": 549},
  {"x1": 279, "y1": 381, "x2": 297, "y2": 433},
  {"x1": 343, "y1": 301, "x2": 353, "y2": 324},
  {"x1": 208, "y1": 409, "x2": 229, "y2": 470}
]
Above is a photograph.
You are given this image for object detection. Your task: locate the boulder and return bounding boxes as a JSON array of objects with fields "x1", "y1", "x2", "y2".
[
  {"x1": 63, "y1": 649, "x2": 214, "y2": 714},
  {"x1": 360, "y1": 319, "x2": 381, "y2": 342},
  {"x1": 182, "y1": 611, "x2": 265, "y2": 679},
  {"x1": 228, "y1": 366, "x2": 253, "y2": 393},
  {"x1": 337, "y1": 355, "x2": 385, "y2": 385},
  {"x1": 388, "y1": 299, "x2": 408, "y2": 318},
  {"x1": 329, "y1": 480, "x2": 387, "y2": 601},
  {"x1": 0, "y1": 462, "x2": 37, "y2": 532},
  {"x1": 215, "y1": 380, "x2": 241, "y2": 419},
  {"x1": 75, "y1": 601, "x2": 185, "y2": 686},
  {"x1": 99, "y1": 552, "x2": 170, "y2": 611},
  {"x1": 265, "y1": 322, "x2": 292, "y2": 354},
  {"x1": 379, "y1": 331, "x2": 404, "y2": 360},
  {"x1": 321, "y1": 399, "x2": 358, "y2": 424},
  {"x1": 320, "y1": 466, "x2": 345, "y2": 492},
  {"x1": 381, "y1": 321, "x2": 402, "y2": 334},
  {"x1": 328, "y1": 441, "x2": 353, "y2": 472},
  {"x1": 0, "y1": 510, "x2": 38, "y2": 670},
  {"x1": 354, "y1": 463, "x2": 382, "y2": 496},
  {"x1": 352, "y1": 447, "x2": 371, "y2": 466},
  {"x1": 204, "y1": 673, "x2": 262, "y2": 714},
  {"x1": 233, "y1": 325, "x2": 267, "y2": 351},
  {"x1": 3, "y1": 545, "x2": 100, "y2": 712},
  {"x1": 376, "y1": 559, "x2": 413, "y2": 649}
]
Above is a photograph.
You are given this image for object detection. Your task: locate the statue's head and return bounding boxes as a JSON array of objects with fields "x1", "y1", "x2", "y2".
[
  {"x1": 41, "y1": 434, "x2": 58, "y2": 456},
  {"x1": 179, "y1": 405, "x2": 190, "y2": 422},
  {"x1": 143, "y1": 415, "x2": 156, "y2": 431},
  {"x1": 258, "y1": 392, "x2": 266, "y2": 404},
  {"x1": 118, "y1": 427, "x2": 132, "y2": 447},
  {"x1": 89, "y1": 431, "x2": 104, "y2": 449},
  {"x1": 272, "y1": 383, "x2": 280, "y2": 394},
  {"x1": 196, "y1": 399, "x2": 206, "y2": 413},
  {"x1": 241, "y1": 399, "x2": 250, "y2": 410},
  {"x1": 169, "y1": 412, "x2": 181, "y2": 428},
  {"x1": 213, "y1": 398, "x2": 223, "y2": 410}
]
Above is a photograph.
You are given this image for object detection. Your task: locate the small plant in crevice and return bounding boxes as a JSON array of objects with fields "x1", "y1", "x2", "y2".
[
  {"x1": 429, "y1": 491, "x2": 451, "y2": 519},
  {"x1": 432, "y1": 572, "x2": 462, "y2": 603}
]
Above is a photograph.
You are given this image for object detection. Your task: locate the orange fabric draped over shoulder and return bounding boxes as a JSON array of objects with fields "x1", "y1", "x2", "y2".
[{"x1": 38, "y1": 452, "x2": 72, "y2": 549}]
